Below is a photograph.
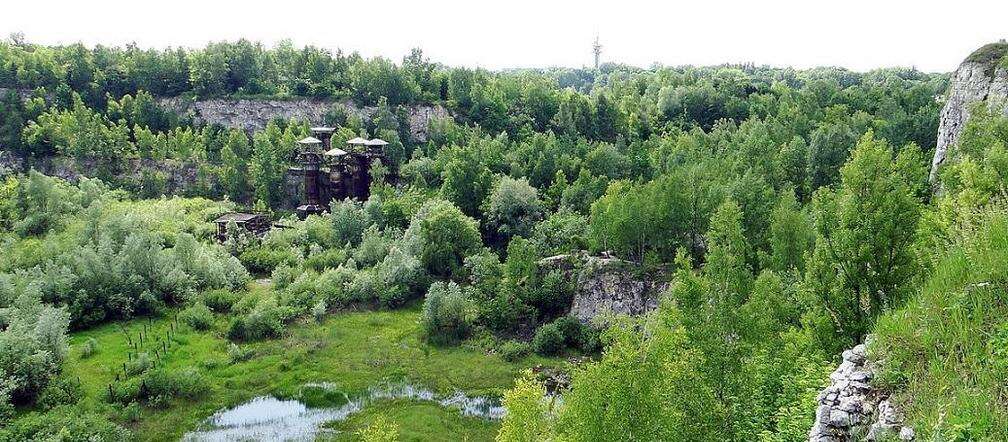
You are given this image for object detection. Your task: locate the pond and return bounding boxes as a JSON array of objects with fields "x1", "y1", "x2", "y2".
[{"x1": 181, "y1": 382, "x2": 505, "y2": 441}]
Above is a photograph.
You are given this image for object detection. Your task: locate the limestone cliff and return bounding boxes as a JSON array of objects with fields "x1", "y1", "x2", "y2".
[
  {"x1": 540, "y1": 254, "x2": 669, "y2": 324},
  {"x1": 157, "y1": 97, "x2": 450, "y2": 143},
  {"x1": 931, "y1": 42, "x2": 1008, "y2": 183}
]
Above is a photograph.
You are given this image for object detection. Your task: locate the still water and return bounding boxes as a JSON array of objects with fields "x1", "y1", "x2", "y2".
[{"x1": 181, "y1": 382, "x2": 504, "y2": 441}]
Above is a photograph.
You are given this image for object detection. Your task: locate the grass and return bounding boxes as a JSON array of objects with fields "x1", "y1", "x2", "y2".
[
  {"x1": 321, "y1": 399, "x2": 499, "y2": 441},
  {"x1": 54, "y1": 284, "x2": 555, "y2": 441},
  {"x1": 872, "y1": 211, "x2": 1008, "y2": 440}
]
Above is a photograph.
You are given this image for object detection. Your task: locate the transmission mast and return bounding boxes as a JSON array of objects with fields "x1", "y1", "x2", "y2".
[{"x1": 593, "y1": 35, "x2": 602, "y2": 70}]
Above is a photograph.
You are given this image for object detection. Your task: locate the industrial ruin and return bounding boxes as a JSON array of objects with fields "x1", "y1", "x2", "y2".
[{"x1": 290, "y1": 127, "x2": 388, "y2": 218}]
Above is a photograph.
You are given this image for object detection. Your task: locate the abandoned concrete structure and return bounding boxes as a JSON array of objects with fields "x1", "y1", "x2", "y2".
[{"x1": 290, "y1": 127, "x2": 387, "y2": 218}]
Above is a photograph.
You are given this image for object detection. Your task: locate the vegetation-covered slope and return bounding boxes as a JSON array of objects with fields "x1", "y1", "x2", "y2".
[{"x1": 5, "y1": 36, "x2": 1008, "y2": 441}]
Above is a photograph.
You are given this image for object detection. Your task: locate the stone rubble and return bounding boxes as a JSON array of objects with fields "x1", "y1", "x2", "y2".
[{"x1": 809, "y1": 342, "x2": 915, "y2": 442}]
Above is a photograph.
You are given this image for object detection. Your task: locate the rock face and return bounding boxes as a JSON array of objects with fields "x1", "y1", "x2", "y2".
[
  {"x1": 158, "y1": 97, "x2": 450, "y2": 143},
  {"x1": 809, "y1": 342, "x2": 914, "y2": 442},
  {"x1": 931, "y1": 43, "x2": 1008, "y2": 183},
  {"x1": 541, "y1": 254, "x2": 669, "y2": 323}
]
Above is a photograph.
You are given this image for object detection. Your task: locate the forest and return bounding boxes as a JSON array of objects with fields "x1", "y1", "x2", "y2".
[{"x1": 1, "y1": 36, "x2": 1006, "y2": 441}]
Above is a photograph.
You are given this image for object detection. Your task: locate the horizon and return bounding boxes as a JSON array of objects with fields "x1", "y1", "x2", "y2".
[{"x1": 3, "y1": 0, "x2": 1005, "y2": 73}]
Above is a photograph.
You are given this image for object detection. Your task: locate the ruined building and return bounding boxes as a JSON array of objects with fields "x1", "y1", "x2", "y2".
[{"x1": 290, "y1": 127, "x2": 387, "y2": 218}]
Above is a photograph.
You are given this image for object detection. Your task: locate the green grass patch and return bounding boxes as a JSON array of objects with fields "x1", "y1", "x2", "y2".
[
  {"x1": 321, "y1": 399, "x2": 500, "y2": 442},
  {"x1": 872, "y1": 212, "x2": 1008, "y2": 440},
  {"x1": 54, "y1": 299, "x2": 555, "y2": 441}
]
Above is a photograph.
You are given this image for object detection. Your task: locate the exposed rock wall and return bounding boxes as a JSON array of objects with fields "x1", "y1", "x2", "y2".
[
  {"x1": 541, "y1": 254, "x2": 669, "y2": 323},
  {"x1": 809, "y1": 342, "x2": 915, "y2": 442},
  {"x1": 931, "y1": 46, "x2": 1008, "y2": 183},
  {"x1": 158, "y1": 97, "x2": 450, "y2": 143}
]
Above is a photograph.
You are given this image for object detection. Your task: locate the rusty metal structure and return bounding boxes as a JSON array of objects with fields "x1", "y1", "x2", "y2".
[{"x1": 289, "y1": 127, "x2": 387, "y2": 218}]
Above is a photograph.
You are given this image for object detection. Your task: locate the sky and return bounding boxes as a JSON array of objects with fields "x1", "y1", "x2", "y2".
[{"x1": 2, "y1": 0, "x2": 1005, "y2": 73}]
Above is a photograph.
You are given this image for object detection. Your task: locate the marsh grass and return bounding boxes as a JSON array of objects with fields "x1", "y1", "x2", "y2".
[{"x1": 55, "y1": 298, "x2": 556, "y2": 441}]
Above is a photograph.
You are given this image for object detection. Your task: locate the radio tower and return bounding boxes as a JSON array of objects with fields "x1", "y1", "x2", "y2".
[{"x1": 593, "y1": 35, "x2": 602, "y2": 69}]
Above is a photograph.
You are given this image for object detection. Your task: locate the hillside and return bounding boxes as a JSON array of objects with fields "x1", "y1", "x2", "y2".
[{"x1": 3, "y1": 37, "x2": 1006, "y2": 442}]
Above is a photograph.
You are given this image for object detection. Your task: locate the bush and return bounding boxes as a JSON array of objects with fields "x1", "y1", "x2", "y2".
[
  {"x1": 0, "y1": 293, "x2": 70, "y2": 405},
  {"x1": 420, "y1": 281, "x2": 474, "y2": 345},
  {"x1": 140, "y1": 367, "x2": 207, "y2": 407},
  {"x1": 353, "y1": 225, "x2": 392, "y2": 267},
  {"x1": 126, "y1": 352, "x2": 153, "y2": 376},
  {"x1": 304, "y1": 247, "x2": 348, "y2": 272},
  {"x1": 201, "y1": 289, "x2": 238, "y2": 313},
  {"x1": 240, "y1": 245, "x2": 297, "y2": 274},
  {"x1": 532, "y1": 316, "x2": 597, "y2": 356},
  {"x1": 376, "y1": 247, "x2": 427, "y2": 308},
  {"x1": 532, "y1": 321, "x2": 566, "y2": 356},
  {"x1": 37, "y1": 377, "x2": 83, "y2": 409},
  {"x1": 312, "y1": 299, "x2": 327, "y2": 322},
  {"x1": 79, "y1": 337, "x2": 98, "y2": 359},
  {"x1": 228, "y1": 298, "x2": 292, "y2": 341},
  {"x1": 331, "y1": 198, "x2": 372, "y2": 246},
  {"x1": 482, "y1": 176, "x2": 545, "y2": 245},
  {"x1": 227, "y1": 343, "x2": 254, "y2": 364},
  {"x1": 0, "y1": 406, "x2": 130, "y2": 441},
  {"x1": 500, "y1": 340, "x2": 531, "y2": 362},
  {"x1": 180, "y1": 302, "x2": 214, "y2": 330}
]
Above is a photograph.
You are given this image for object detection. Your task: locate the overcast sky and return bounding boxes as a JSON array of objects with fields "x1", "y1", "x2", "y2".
[{"x1": 2, "y1": 0, "x2": 1004, "y2": 73}]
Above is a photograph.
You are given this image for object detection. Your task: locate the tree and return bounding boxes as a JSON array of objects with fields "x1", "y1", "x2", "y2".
[
  {"x1": 482, "y1": 176, "x2": 545, "y2": 245},
  {"x1": 404, "y1": 199, "x2": 482, "y2": 279},
  {"x1": 805, "y1": 131, "x2": 921, "y2": 348},
  {"x1": 439, "y1": 147, "x2": 492, "y2": 217},
  {"x1": 768, "y1": 189, "x2": 812, "y2": 273},
  {"x1": 0, "y1": 89, "x2": 25, "y2": 152}
]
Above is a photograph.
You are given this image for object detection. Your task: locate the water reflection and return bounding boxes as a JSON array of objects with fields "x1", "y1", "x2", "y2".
[{"x1": 182, "y1": 383, "x2": 503, "y2": 441}]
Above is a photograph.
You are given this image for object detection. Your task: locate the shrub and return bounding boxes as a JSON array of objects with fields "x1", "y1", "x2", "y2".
[
  {"x1": 0, "y1": 407, "x2": 130, "y2": 441},
  {"x1": 347, "y1": 269, "x2": 380, "y2": 304},
  {"x1": 304, "y1": 247, "x2": 348, "y2": 272},
  {"x1": 37, "y1": 377, "x2": 83, "y2": 409},
  {"x1": 316, "y1": 266, "x2": 354, "y2": 308},
  {"x1": 532, "y1": 316, "x2": 596, "y2": 356},
  {"x1": 240, "y1": 245, "x2": 297, "y2": 274},
  {"x1": 0, "y1": 293, "x2": 70, "y2": 405},
  {"x1": 376, "y1": 247, "x2": 427, "y2": 308},
  {"x1": 532, "y1": 321, "x2": 566, "y2": 356},
  {"x1": 201, "y1": 289, "x2": 238, "y2": 313},
  {"x1": 180, "y1": 302, "x2": 214, "y2": 331},
  {"x1": 331, "y1": 198, "x2": 371, "y2": 246},
  {"x1": 420, "y1": 281, "x2": 474, "y2": 345},
  {"x1": 312, "y1": 299, "x2": 327, "y2": 322},
  {"x1": 79, "y1": 337, "x2": 98, "y2": 359},
  {"x1": 353, "y1": 225, "x2": 392, "y2": 267},
  {"x1": 126, "y1": 352, "x2": 153, "y2": 376},
  {"x1": 500, "y1": 340, "x2": 531, "y2": 362},
  {"x1": 228, "y1": 298, "x2": 292, "y2": 341},
  {"x1": 227, "y1": 343, "x2": 254, "y2": 364},
  {"x1": 140, "y1": 367, "x2": 207, "y2": 407}
]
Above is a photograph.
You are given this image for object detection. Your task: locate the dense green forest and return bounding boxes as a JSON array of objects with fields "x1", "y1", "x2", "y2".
[{"x1": 1, "y1": 37, "x2": 1005, "y2": 441}]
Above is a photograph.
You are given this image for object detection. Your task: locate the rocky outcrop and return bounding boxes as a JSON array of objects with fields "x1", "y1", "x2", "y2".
[
  {"x1": 158, "y1": 97, "x2": 450, "y2": 143},
  {"x1": 931, "y1": 43, "x2": 1008, "y2": 183},
  {"x1": 541, "y1": 254, "x2": 670, "y2": 323},
  {"x1": 809, "y1": 342, "x2": 914, "y2": 442}
]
